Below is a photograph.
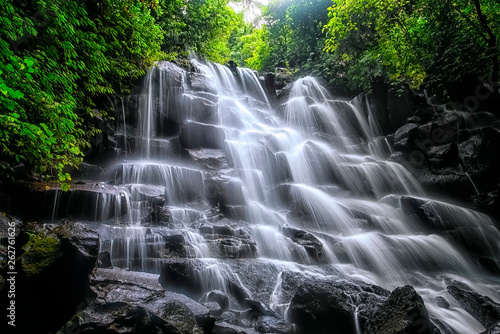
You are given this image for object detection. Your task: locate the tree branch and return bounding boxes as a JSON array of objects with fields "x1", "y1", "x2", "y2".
[{"x1": 471, "y1": 0, "x2": 499, "y2": 83}]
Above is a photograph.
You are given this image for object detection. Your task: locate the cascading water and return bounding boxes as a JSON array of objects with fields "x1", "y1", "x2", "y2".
[{"x1": 97, "y1": 59, "x2": 500, "y2": 333}]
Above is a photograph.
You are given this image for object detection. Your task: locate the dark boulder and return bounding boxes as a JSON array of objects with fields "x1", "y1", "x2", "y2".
[
  {"x1": 206, "y1": 176, "x2": 246, "y2": 206},
  {"x1": 98, "y1": 251, "x2": 112, "y2": 268},
  {"x1": 279, "y1": 225, "x2": 324, "y2": 262},
  {"x1": 287, "y1": 275, "x2": 389, "y2": 334},
  {"x1": 364, "y1": 285, "x2": 435, "y2": 334},
  {"x1": 188, "y1": 69, "x2": 218, "y2": 95},
  {"x1": 245, "y1": 299, "x2": 278, "y2": 318},
  {"x1": 180, "y1": 121, "x2": 226, "y2": 149},
  {"x1": 253, "y1": 316, "x2": 298, "y2": 334},
  {"x1": 181, "y1": 93, "x2": 219, "y2": 124},
  {"x1": 0, "y1": 222, "x2": 98, "y2": 334},
  {"x1": 212, "y1": 322, "x2": 259, "y2": 334},
  {"x1": 187, "y1": 148, "x2": 229, "y2": 171},
  {"x1": 87, "y1": 268, "x2": 210, "y2": 333},
  {"x1": 158, "y1": 259, "x2": 251, "y2": 306},
  {"x1": 57, "y1": 302, "x2": 182, "y2": 334},
  {"x1": 391, "y1": 107, "x2": 500, "y2": 221},
  {"x1": 164, "y1": 291, "x2": 215, "y2": 333},
  {"x1": 203, "y1": 301, "x2": 224, "y2": 316},
  {"x1": 200, "y1": 290, "x2": 230, "y2": 311},
  {"x1": 447, "y1": 285, "x2": 500, "y2": 328},
  {"x1": 4, "y1": 181, "x2": 128, "y2": 221},
  {"x1": 482, "y1": 321, "x2": 500, "y2": 334}
]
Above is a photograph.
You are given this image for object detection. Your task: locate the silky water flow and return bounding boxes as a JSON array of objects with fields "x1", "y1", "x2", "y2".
[{"x1": 93, "y1": 60, "x2": 500, "y2": 334}]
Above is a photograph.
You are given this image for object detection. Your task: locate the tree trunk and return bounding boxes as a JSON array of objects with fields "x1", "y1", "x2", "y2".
[{"x1": 472, "y1": 0, "x2": 499, "y2": 84}]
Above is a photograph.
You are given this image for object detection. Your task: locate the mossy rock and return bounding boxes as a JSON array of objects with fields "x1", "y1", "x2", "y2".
[{"x1": 21, "y1": 232, "x2": 62, "y2": 277}]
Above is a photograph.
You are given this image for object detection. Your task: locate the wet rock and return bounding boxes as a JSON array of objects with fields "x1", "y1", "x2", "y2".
[
  {"x1": 57, "y1": 302, "x2": 182, "y2": 334},
  {"x1": 188, "y1": 70, "x2": 218, "y2": 95},
  {"x1": 187, "y1": 148, "x2": 229, "y2": 171},
  {"x1": 200, "y1": 290, "x2": 230, "y2": 311},
  {"x1": 434, "y1": 296, "x2": 450, "y2": 309},
  {"x1": 387, "y1": 85, "x2": 417, "y2": 132},
  {"x1": 70, "y1": 162, "x2": 105, "y2": 180},
  {"x1": 182, "y1": 93, "x2": 219, "y2": 124},
  {"x1": 0, "y1": 214, "x2": 22, "y2": 242},
  {"x1": 159, "y1": 230, "x2": 183, "y2": 244},
  {"x1": 426, "y1": 142, "x2": 460, "y2": 173},
  {"x1": 1, "y1": 222, "x2": 98, "y2": 334},
  {"x1": 165, "y1": 291, "x2": 216, "y2": 333},
  {"x1": 275, "y1": 68, "x2": 293, "y2": 90},
  {"x1": 245, "y1": 299, "x2": 278, "y2": 318},
  {"x1": 129, "y1": 184, "x2": 165, "y2": 205},
  {"x1": 148, "y1": 205, "x2": 171, "y2": 224},
  {"x1": 159, "y1": 260, "x2": 200, "y2": 295},
  {"x1": 89, "y1": 268, "x2": 209, "y2": 333},
  {"x1": 199, "y1": 220, "x2": 236, "y2": 236},
  {"x1": 399, "y1": 195, "x2": 500, "y2": 271},
  {"x1": 180, "y1": 121, "x2": 225, "y2": 149},
  {"x1": 472, "y1": 190, "x2": 500, "y2": 223},
  {"x1": 392, "y1": 108, "x2": 500, "y2": 216},
  {"x1": 288, "y1": 281, "x2": 357, "y2": 333},
  {"x1": 279, "y1": 225, "x2": 323, "y2": 261},
  {"x1": 287, "y1": 274, "x2": 389, "y2": 334},
  {"x1": 220, "y1": 204, "x2": 248, "y2": 220},
  {"x1": 4, "y1": 181, "x2": 128, "y2": 221},
  {"x1": 159, "y1": 259, "x2": 251, "y2": 306},
  {"x1": 447, "y1": 285, "x2": 500, "y2": 328},
  {"x1": 198, "y1": 221, "x2": 256, "y2": 259},
  {"x1": 91, "y1": 271, "x2": 164, "y2": 307},
  {"x1": 98, "y1": 251, "x2": 112, "y2": 268},
  {"x1": 157, "y1": 61, "x2": 185, "y2": 88},
  {"x1": 212, "y1": 322, "x2": 259, "y2": 334},
  {"x1": 241, "y1": 298, "x2": 299, "y2": 333},
  {"x1": 226, "y1": 260, "x2": 284, "y2": 305},
  {"x1": 93, "y1": 267, "x2": 164, "y2": 290},
  {"x1": 203, "y1": 302, "x2": 224, "y2": 316},
  {"x1": 204, "y1": 235, "x2": 256, "y2": 259},
  {"x1": 209, "y1": 176, "x2": 247, "y2": 206},
  {"x1": 482, "y1": 321, "x2": 500, "y2": 334},
  {"x1": 263, "y1": 72, "x2": 276, "y2": 98},
  {"x1": 364, "y1": 285, "x2": 435, "y2": 334},
  {"x1": 253, "y1": 316, "x2": 298, "y2": 334},
  {"x1": 156, "y1": 300, "x2": 204, "y2": 334},
  {"x1": 394, "y1": 122, "x2": 419, "y2": 143}
]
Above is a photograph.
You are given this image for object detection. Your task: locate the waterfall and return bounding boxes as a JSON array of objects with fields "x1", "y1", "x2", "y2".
[{"x1": 93, "y1": 60, "x2": 500, "y2": 333}]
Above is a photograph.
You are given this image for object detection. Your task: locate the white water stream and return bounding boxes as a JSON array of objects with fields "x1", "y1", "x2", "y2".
[{"x1": 96, "y1": 60, "x2": 500, "y2": 333}]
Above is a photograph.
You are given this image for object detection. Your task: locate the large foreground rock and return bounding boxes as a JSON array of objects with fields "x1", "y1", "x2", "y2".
[
  {"x1": 286, "y1": 272, "x2": 389, "y2": 334},
  {"x1": 158, "y1": 259, "x2": 251, "y2": 307},
  {"x1": 57, "y1": 302, "x2": 182, "y2": 334},
  {"x1": 447, "y1": 285, "x2": 500, "y2": 328},
  {"x1": 61, "y1": 268, "x2": 210, "y2": 334},
  {"x1": 364, "y1": 285, "x2": 436, "y2": 334},
  {"x1": 0, "y1": 222, "x2": 98, "y2": 334}
]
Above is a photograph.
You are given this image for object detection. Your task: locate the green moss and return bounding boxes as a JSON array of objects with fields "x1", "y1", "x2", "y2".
[{"x1": 21, "y1": 234, "x2": 62, "y2": 277}]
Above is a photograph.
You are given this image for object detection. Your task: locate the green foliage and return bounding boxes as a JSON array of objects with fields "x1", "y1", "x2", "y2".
[
  {"x1": 231, "y1": 25, "x2": 271, "y2": 70},
  {"x1": 157, "y1": 0, "x2": 241, "y2": 63},
  {"x1": 263, "y1": 0, "x2": 332, "y2": 73},
  {"x1": 0, "y1": 0, "x2": 165, "y2": 187},
  {"x1": 0, "y1": 0, "x2": 85, "y2": 186},
  {"x1": 2, "y1": 0, "x2": 497, "y2": 189},
  {"x1": 0, "y1": 0, "x2": 246, "y2": 187},
  {"x1": 324, "y1": 0, "x2": 500, "y2": 95}
]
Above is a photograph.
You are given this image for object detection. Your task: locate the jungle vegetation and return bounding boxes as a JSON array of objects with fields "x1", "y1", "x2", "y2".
[{"x1": 1, "y1": 0, "x2": 498, "y2": 186}]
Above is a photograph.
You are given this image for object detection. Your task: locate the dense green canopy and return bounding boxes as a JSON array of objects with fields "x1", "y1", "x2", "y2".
[
  {"x1": 0, "y1": 0, "x2": 240, "y2": 187},
  {"x1": 1, "y1": 0, "x2": 498, "y2": 186}
]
